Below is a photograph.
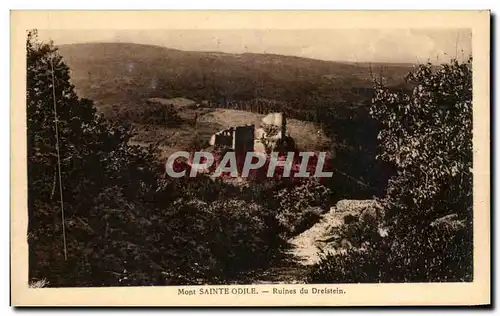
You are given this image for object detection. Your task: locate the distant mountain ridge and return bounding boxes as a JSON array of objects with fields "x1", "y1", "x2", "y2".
[{"x1": 57, "y1": 42, "x2": 414, "y2": 115}]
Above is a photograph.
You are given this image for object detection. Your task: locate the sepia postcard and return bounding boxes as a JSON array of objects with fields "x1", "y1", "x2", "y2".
[{"x1": 10, "y1": 10, "x2": 490, "y2": 307}]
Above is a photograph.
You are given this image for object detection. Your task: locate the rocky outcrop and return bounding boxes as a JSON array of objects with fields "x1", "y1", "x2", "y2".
[
  {"x1": 261, "y1": 112, "x2": 285, "y2": 127},
  {"x1": 335, "y1": 199, "x2": 383, "y2": 215},
  {"x1": 430, "y1": 213, "x2": 466, "y2": 232}
]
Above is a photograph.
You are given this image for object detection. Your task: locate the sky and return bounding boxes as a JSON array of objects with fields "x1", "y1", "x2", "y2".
[{"x1": 38, "y1": 29, "x2": 472, "y2": 64}]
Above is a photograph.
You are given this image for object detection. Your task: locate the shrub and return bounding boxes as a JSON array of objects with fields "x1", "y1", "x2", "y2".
[
  {"x1": 308, "y1": 222, "x2": 472, "y2": 283},
  {"x1": 103, "y1": 197, "x2": 286, "y2": 286},
  {"x1": 328, "y1": 204, "x2": 385, "y2": 250},
  {"x1": 291, "y1": 207, "x2": 324, "y2": 236},
  {"x1": 140, "y1": 102, "x2": 183, "y2": 127},
  {"x1": 205, "y1": 199, "x2": 287, "y2": 279},
  {"x1": 272, "y1": 179, "x2": 332, "y2": 235}
]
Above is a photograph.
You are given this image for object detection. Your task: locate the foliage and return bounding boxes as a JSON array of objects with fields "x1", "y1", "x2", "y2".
[
  {"x1": 319, "y1": 101, "x2": 397, "y2": 200},
  {"x1": 308, "y1": 58, "x2": 473, "y2": 283},
  {"x1": 108, "y1": 197, "x2": 285, "y2": 286},
  {"x1": 308, "y1": 222, "x2": 472, "y2": 283},
  {"x1": 27, "y1": 31, "x2": 160, "y2": 232},
  {"x1": 114, "y1": 101, "x2": 183, "y2": 127},
  {"x1": 370, "y1": 58, "x2": 473, "y2": 225},
  {"x1": 27, "y1": 29, "x2": 166, "y2": 285},
  {"x1": 29, "y1": 278, "x2": 49, "y2": 288},
  {"x1": 187, "y1": 133, "x2": 210, "y2": 151},
  {"x1": 271, "y1": 179, "x2": 332, "y2": 235},
  {"x1": 329, "y1": 204, "x2": 385, "y2": 250},
  {"x1": 27, "y1": 30, "x2": 292, "y2": 287}
]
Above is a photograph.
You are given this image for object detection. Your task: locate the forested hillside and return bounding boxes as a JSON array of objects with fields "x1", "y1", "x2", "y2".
[{"x1": 58, "y1": 43, "x2": 413, "y2": 116}]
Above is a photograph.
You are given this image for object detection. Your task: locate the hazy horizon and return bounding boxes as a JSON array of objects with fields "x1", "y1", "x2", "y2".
[{"x1": 38, "y1": 29, "x2": 472, "y2": 64}]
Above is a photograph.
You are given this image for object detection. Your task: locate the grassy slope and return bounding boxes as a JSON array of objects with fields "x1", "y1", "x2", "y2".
[{"x1": 131, "y1": 108, "x2": 331, "y2": 160}]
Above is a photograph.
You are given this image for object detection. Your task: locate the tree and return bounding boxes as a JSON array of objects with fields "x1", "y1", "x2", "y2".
[
  {"x1": 27, "y1": 30, "x2": 160, "y2": 284},
  {"x1": 308, "y1": 58, "x2": 473, "y2": 283},
  {"x1": 319, "y1": 101, "x2": 395, "y2": 200},
  {"x1": 27, "y1": 29, "x2": 160, "y2": 212},
  {"x1": 370, "y1": 58, "x2": 473, "y2": 227},
  {"x1": 26, "y1": 31, "x2": 292, "y2": 286}
]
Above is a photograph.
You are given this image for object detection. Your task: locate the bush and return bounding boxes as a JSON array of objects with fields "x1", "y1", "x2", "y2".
[
  {"x1": 291, "y1": 207, "x2": 324, "y2": 236},
  {"x1": 96, "y1": 197, "x2": 286, "y2": 286},
  {"x1": 205, "y1": 199, "x2": 287, "y2": 280},
  {"x1": 271, "y1": 179, "x2": 332, "y2": 235},
  {"x1": 308, "y1": 222, "x2": 472, "y2": 283},
  {"x1": 31, "y1": 180, "x2": 289, "y2": 286},
  {"x1": 328, "y1": 203, "x2": 385, "y2": 250},
  {"x1": 140, "y1": 102, "x2": 183, "y2": 127}
]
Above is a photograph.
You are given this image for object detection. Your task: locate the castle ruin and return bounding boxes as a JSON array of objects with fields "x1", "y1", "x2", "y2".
[{"x1": 209, "y1": 112, "x2": 290, "y2": 154}]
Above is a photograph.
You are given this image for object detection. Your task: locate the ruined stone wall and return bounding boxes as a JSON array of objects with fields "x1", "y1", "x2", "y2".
[
  {"x1": 212, "y1": 124, "x2": 255, "y2": 152},
  {"x1": 214, "y1": 129, "x2": 234, "y2": 148},
  {"x1": 233, "y1": 125, "x2": 255, "y2": 152}
]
